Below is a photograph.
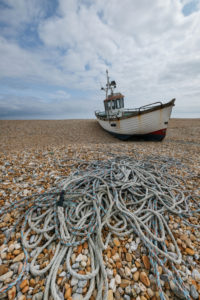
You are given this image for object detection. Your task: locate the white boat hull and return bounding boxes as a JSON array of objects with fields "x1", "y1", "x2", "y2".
[{"x1": 96, "y1": 100, "x2": 174, "y2": 140}]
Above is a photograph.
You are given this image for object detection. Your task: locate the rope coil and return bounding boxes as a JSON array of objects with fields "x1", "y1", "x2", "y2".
[{"x1": 0, "y1": 155, "x2": 199, "y2": 299}]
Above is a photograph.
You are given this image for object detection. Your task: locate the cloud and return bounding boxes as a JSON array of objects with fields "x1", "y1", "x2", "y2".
[
  {"x1": 0, "y1": 0, "x2": 200, "y2": 119},
  {"x1": 0, "y1": 92, "x2": 97, "y2": 119}
]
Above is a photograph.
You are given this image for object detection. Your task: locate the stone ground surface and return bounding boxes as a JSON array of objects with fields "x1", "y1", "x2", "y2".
[
  {"x1": 0, "y1": 119, "x2": 200, "y2": 151},
  {"x1": 0, "y1": 118, "x2": 199, "y2": 300}
]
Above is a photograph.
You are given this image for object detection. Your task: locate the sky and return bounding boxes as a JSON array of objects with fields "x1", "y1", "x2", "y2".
[{"x1": 0, "y1": 0, "x2": 200, "y2": 119}]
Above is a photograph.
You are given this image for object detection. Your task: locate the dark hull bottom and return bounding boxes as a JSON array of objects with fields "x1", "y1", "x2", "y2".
[{"x1": 107, "y1": 129, "x2": 167, "y2": 141}]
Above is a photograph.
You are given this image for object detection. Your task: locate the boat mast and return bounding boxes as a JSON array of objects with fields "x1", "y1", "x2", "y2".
[
  {"x1": 103, "y1": 70, "x2": 115, "y2": 98},
  {"x1": 106, "y1": 69, "x2": 109, "y2": 99}
]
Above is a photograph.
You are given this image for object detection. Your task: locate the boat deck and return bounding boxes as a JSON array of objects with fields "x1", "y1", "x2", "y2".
[{"x1": 96, "y1": 99, "x2": 175, "y2": 121}]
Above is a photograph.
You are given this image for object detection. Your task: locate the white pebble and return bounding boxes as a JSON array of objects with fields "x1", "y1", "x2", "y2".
[
  {"x1": 131, "y1": 267, "x2": 137, "y2": 273},
  {"x1": 76, "y1": 254, "x2": 83, "y2": 262},
  {"x1": 14, "y1": 243, "x2": 21, "y2": 250},
  {"x1": 71, "y1": 253, "x2": 76, "y2": 263},
  {"x1": 106, "y1": 268, "x2": 113, "y2": 279},
  {"x1": 1, "y1": 252, "x2": 7, "y2": 260},
  {"x1": 125, "y1": 243, "x2": 130, "y2": 249},
  {"x1": 81, "y1": 255, "x2": 87, "y2": 262},
  {"x1": 72, "y1": 294, "x2": 83, "y2": 300},
  {"x1": 115, "y1": 274, "x2": 121, "y2": 284},
  {"x1": 130, "y1": 241, "x2": 138, "y2": 251},
  {"x1": 81, "y1": 261, "x2": 87, "y2": 267},
  {"x1": 136, "y1": 238, "x2": 140, "y2": 244},
  {"x1": 83, "y1": 249, "x2": 88, "y2": 255},
  {"x1": 0, "y1": 271, "x2": 13, "y2": 282},
  {"x1": 125, "y1": 266, "x2": 131, "y2": 277},
  {"x1": 8, "y1": 244, "x2": 15, "y2": 252},
  {"x1": 112, "y1": 253, "x2": 120, "y2": 261},
  {"x1": 109, "y1": 278, "x2": 116, "y2": 292},
  {"x1": 139, "y1": 282, "x2": 146, "y2": 292}
]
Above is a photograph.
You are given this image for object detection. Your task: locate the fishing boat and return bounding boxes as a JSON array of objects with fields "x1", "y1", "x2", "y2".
[{"x1": 95, "y1": 70, "x2": 175, "y2": 141}]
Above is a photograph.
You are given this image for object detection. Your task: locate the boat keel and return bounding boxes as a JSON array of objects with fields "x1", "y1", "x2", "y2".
[{"x1": 108, "y1": 129, "x2": 167, "y2": 141}]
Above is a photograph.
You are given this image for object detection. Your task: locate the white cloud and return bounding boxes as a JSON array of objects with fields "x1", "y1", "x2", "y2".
[
  {"x1": 0, "y1": 0, "x2": 47, "y2": 36},
  {"x1": 49, "y1": 90, "x2": 70, "y2": 100},
  {"x1": 0, "y1": 0, "x2": 200, "y2": 118},
  {"x1": 0, "y1": 93, "x2": 97, "y2": 119}
]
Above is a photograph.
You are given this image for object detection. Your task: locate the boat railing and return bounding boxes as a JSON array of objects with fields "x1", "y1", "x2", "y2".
[
  {"x1": 95, "y1": 110, "x2": 105, "y2": 117},
  {"x1": 126, "y1": 102, "x2": 162, "y2": 113},
  {"x1": 139, "y1": 102, "x2": 162, "y2": 112},
  {"x1": 125, "y1": 108, "x2": 139, "y2": 112}
]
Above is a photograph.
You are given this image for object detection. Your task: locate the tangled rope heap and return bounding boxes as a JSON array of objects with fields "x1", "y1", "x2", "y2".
[{"x1": 0, "y1": 155, "x2": 199, "y2": 300}]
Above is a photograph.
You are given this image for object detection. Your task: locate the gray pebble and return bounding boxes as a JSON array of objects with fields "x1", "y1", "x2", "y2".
[
  {"x1": 76, "y1": 287, "x2": 83, "y2": 294},
  {"x1": 71, "y1": 277, "x2": 78, "y2": 286},
  {"x1": 16, "y1": 292, "x2": 23, "y2": 298},
  {"x1": 124, "y1": 295, "x2": 130, "y2": 300},
  {"x1": 117, "y1": 287, "x2": 124, "y2": 295},
  {"x1": 72, "y1": 285, "x2": 77, "y2": 293},
  {"x1": 133, "y1": 283, "x2": 140, "y2": 294},
  {"x1": 190, "y1": 285, "x2": 199, "y2": 299},
  {"x1": 160, "y1": 274, "x2": 169, "y2": 282},
  {"x1": 10, "y1": 262, "x2": 19, "y2": 273},
  {"x1": 4, "y1": 229, "x2": 11, "y2": 239},
  {"x1": 164, "y1": 215, "x2": 169, "y2": 221},
  {"x1": 194, "y1": 253, "x2": 199, "y2": 260},
  {"x1": 30, "y1": 235, "x2": 35, "y2": 244},
  {"x1": 114, "y1": 290, "x2": 121, "y2": 300},
  {"x1": 186, "y1": 256, "x2": 194, "y2": 265},
  {"x1": 149, "y1": 274, "x2": 156, "y2": 284},
  {"x1": 78, "y1": 280, "x2": 87, "y2": 288},
  {"x1": 125, "y1": 286, "x2": 131, "y2": 295},
  {"x1": 32, "y1": 292, "x2": 43, "y2": 300},
  {"x1": 72, "y1": 263, "x2": 79, "y2": 269},
  {"x1": 72, "y1": 294, "x2": 83, "y2": 300},
  {"x1": 192, "y1": 269, "x2": 200, "y2": 281}
]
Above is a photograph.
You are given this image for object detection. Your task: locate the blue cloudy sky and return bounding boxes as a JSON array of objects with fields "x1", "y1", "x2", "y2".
[{"x1": 0, "y1": 0, "x2": 200, "y2": 119}]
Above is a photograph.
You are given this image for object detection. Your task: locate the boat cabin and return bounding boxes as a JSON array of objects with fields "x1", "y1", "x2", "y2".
[{"x1": 104, "y1": 93, "x2": 124, "y2": 117}]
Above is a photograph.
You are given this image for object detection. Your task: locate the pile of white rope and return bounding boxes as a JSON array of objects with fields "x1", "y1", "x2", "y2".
[{"x1": 0, "y1": 155, "x2": 199, "y2": 300}]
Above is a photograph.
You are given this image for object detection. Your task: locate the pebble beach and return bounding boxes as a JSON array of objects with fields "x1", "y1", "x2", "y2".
[{"x1": 0, "y1": 118, "x2": 200, "y2": 300}]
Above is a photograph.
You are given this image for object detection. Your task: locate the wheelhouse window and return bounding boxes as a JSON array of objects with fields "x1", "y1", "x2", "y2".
[
  {"x1": 112, "y1": 101, "x2": 116, "y2": 109},
  {"x1": 105, "y1": 98, "x2": 124, "y2": 111},
  {"x1": 116, "y1": 99, "x2": 121, "y2": 109},
  {"x1": 107, "y1": 101, "x2": 111, "y2": 109},
  {"x1": 120, "y1": 98, "x2": 124, "y2": 108}
]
